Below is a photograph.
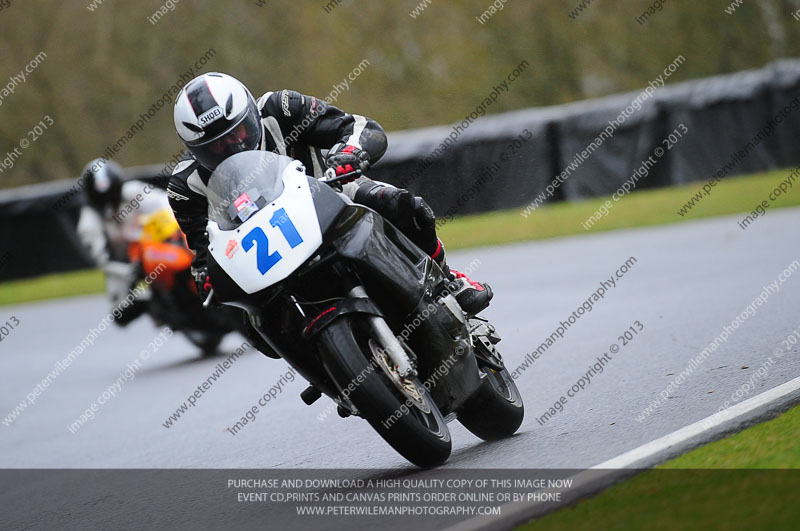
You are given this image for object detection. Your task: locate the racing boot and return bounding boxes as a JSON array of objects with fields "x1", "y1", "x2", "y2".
[{"x1": 431, "y1": 239, "x2": 493, "y2": 316}]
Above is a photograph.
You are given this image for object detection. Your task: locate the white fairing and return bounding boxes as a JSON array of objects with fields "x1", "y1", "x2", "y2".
[{"x1": 207, "y1": 161, "x2": 323, "y2": 294}]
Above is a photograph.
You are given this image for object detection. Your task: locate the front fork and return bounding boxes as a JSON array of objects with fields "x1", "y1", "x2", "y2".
[{"x1": 347, "y1": 285, "x2": 418, "y2": 379}]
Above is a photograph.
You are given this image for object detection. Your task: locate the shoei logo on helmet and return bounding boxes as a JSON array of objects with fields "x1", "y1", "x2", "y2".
[{"x1": 198, "y1": 106, "x2": 224, "y2": 126}]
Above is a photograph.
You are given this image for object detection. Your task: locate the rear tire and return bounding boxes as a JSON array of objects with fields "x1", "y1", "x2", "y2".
[
  {"x1": 317, "y1": 316, "x2": 451, "y2": 468},
  {"x1": 458, "y1": 367, "x2": 524, "y2": 441}
]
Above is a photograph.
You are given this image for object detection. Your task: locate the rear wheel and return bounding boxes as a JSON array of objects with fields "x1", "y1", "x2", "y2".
[
  {"x1": 316, "y1": 316, "x2": 451, "y2": 468},
  {"x1": 458, "y1": 366, "x2": 524, "y2": 440}
]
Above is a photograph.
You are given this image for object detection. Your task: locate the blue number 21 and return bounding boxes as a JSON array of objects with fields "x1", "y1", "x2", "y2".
[{"x1": 241, "y1": 208, "x2": 304, "y2": 275}]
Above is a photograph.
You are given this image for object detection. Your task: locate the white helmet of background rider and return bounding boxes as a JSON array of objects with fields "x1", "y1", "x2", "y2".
[{"x1": 174, "y1": 72, "x2": 262, "y2": 171}]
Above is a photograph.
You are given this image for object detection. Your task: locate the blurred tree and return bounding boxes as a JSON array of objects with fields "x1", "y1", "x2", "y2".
[{"x1": 0, "y1": 0, "x2": 798, "y2": 187}]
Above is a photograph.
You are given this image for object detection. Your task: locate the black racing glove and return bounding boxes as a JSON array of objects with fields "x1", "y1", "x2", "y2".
[{"x1": 325, "y1": 143, "x2": 370, "y2": 183}]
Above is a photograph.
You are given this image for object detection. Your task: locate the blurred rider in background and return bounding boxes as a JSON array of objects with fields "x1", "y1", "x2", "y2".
[{"x1": 76, "y1": 158, "x2": 168, "y2": 326}]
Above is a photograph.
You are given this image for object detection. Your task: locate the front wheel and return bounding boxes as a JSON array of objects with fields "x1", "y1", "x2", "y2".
[
  {"x1": 183, "y1": 330, "x2": 224, "y2": 356},
  {"x1": 316, "y1": 316, "x2": 451, "y2": 468},
  {"x1": 458, "y1": 367, "x2": 524, "y2": 440}
]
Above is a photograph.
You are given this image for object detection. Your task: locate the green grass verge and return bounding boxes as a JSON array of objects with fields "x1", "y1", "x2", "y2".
[
  {"x1": 440, "y1": 167, "x2": 800, "y2": 250},
  {"x1": 520, "y1": 405, "x2": 800, "y2": 531},
  {"x1": 3, "y1": 167, "x2": 799, "y2": 306},
  {"x1": 0, "y1": 268, "x2": 105, "y2": 307}
]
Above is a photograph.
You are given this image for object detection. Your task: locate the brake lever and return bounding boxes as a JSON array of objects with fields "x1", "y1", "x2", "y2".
[
  {"x1": 202, "y1": 288, "x2": 215, "y2": 309},
  {"x1": 320, "y1": 167, "x2": 362, "y2": 187}
]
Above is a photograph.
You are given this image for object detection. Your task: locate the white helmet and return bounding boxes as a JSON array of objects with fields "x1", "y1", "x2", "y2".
[{"x1": 174, "y1": 72, "x2": 262, "y2": 170}]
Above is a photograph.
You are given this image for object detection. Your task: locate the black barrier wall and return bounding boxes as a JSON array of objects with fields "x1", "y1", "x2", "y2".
[
  {"x1": 0, "y1": 166, "x2": 171, "y2": 282},
  {"x1": 368, "y1": 59, "x2": 800, "y2": 218},
  {"x1": 2, "y1": 60, "x2": 800, "y2": 282}
]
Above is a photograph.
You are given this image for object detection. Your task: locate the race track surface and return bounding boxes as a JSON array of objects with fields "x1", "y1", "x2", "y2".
[{"x1": 1, "y1": 208, "x2": 798, "y2": 529}]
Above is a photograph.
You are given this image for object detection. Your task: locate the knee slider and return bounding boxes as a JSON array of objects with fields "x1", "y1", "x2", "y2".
[{"x1": 353, "y1": 182, "x2": 413, "y2": 221}]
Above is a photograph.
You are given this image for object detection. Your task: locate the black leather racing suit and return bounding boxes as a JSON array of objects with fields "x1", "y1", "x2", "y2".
[{"x1": 167, "y1": 89, "x2": 442, "y2": 274}]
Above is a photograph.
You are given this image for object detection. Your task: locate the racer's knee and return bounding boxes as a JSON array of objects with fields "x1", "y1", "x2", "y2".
[
  {"x1": 353, "y1": 182, "x2": 438, "y2": 256},
  {"x1": 354, "y1": 181, "x2": 412, "y2": 219}
]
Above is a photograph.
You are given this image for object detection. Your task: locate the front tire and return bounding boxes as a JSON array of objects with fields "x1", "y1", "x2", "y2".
[
  {"x1": 458, "y1": 367, "x2": 524, "y2": 440},
  {"x1": 184, "y1": 330, "x2": 223, "y2": 356},
  {"x1": 316, "y1": 316, "x2": 451, "y2": 468}
]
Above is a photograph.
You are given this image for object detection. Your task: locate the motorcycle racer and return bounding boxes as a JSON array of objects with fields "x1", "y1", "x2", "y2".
[
  {"x1": 168, "y1": 72, "x2": 492, "y2": 317},
  {"x1": 76, "y1": 158, "x2": 169, "y2": 325}
]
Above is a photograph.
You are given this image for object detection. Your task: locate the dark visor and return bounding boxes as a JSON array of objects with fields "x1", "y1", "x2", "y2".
[{"x1": 190, "y1": 109, "x2": 261, "y2": 170}]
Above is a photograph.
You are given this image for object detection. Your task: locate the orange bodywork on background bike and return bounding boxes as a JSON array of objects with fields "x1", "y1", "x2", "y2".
[{"x1": 127, "y1": 208, "x2": 196, "y2": 292}]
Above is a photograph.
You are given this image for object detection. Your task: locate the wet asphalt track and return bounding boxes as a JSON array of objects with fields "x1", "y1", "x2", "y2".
[{"x1": 1, "y1": 207, "x2": 799, "y2": 529}]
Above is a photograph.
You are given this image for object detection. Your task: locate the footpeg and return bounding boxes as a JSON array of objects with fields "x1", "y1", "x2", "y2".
[
  {"x1": 301, "y1": 386, "x2": 322, "y2": 405},
  {"x1": 485, "y1": 323, "x2": 501, "y2": 344}
]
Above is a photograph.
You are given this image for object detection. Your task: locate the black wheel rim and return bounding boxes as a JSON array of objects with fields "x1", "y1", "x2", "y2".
[{"x1": 485, "y1": 368, "x2": 519, "y2": 403}]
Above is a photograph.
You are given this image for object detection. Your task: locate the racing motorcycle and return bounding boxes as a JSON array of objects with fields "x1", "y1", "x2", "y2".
[
  {"x1": 125, "y1": 207, "x2": 241, "y2": 354},
  {"x1": 204, "y1": 151, "x2": 524, "y2": 467}
]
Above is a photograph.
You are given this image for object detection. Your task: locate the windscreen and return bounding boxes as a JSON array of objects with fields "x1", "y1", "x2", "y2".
[{"x1": 206, "y1": 151, "x2": 294, "y2": 230}]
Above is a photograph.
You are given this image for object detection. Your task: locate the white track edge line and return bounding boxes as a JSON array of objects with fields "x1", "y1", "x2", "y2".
[
  {"x1": 593, "y1": 374, "x2": 800, "y2": 469},
  {"x1": 445, "y1": 374, "x2": 800, "y2": 531}
]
